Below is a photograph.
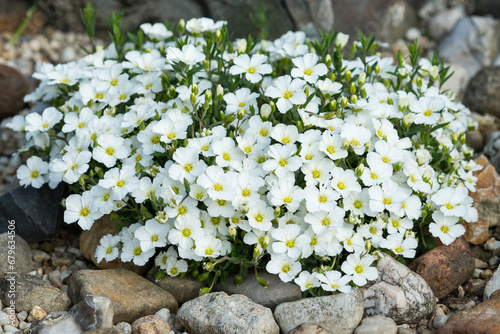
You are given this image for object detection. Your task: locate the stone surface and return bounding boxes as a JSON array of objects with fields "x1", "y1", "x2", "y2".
[
  {"x1": 484, "y1": 267, "x2": 500, "y2": 301},
  {"x1": 70, "y1": 295, "x2": 114, "y2": 331},
  {"x1": 213, "y1": 270, "x2": 302, "y2": 310},
  {"x1": 131, "y1": 315, "x2": 173, "y2": 334},
  {"x1": 465, "y1": 130, "x2": 484, "y2": 153},
  {"x1": 67, "y1": 269, "x2": 178, "y2": 324},
  {"x1": 80, "y1": 215, "x2": 147, "y2": 275},
  {"x1": 440, "y1": 63, "x2": 470, "y2": 101},
  {"x1": 27, "y1": 306, "x2": 47, "y2": 323},
  {"x1": 177, "y1": 292, "x2": 279, "y2": 334},
  {"x1": 0, "y1": 182, "x2": 64, "y2": 243},
  {"x1": 462, "y1": 155, "x2": 500, "y2": 244},
  {"x1": 28, "y1": 311, "x2": 83, "y2": 334},
  {"x1": 473, "y1": 0, "x2": 500, "y2": 18},
  {"x1": 409, "y1": 238, "x2": 474, "y2": 299},
  {"x1": 289, "y1": 323, "x2": 333, "y2": 334},
  {"x1": 433, "y1": 314, "x2": 449, "y2": 329},
  {"x1": 0, "y1": 233, "x2": 31, "y2": 281},
  {"x1": 438, "y1": 17, "x2": 500, "y2": 78},
  {"x1": 1, "y1": 274, "x2": 72, "y2": 313},
  {"x1": 427, "y1": 5, "x2": 466, "y2": 40},
  {"x1": 0, "y1": 65, "x2": 28, "y2": 120},
  {"x1": 207, "y1": 0, "x2": 294, "y2": 40},
  {"x1": 284, "y1": 0, "x2": 335, "y2": 38},
  {"x1": 354, "y1": 316, "x2": 398, "y2": 334},
  {"x1": 464, "y1": 67, "x2": 500, "y2": 119},
  {"x1": 363, "y1": 253, "x2": 435, "y2": 324},
  {"x1": 146, "y1": 266, "x2": 204, "y2": 304},
  {"x1": 436, "y1": 297, "x2": 500, "y2": 334},
  {"x1": 274, "y1": 288, "x2": 363, "y2": 334},
  {"x1": 484, "y1": 132, "x2": 500, "y2": 175},
  {"x1": 83, "y1": 329, "x2": 126, "y2": 334}
]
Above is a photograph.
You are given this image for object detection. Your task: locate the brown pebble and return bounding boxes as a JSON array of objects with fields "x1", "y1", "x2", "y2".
[
  {"x1": 27, "y1": 306, "x2": 47, "y2": 323},
  {"x1": 52, "y1": 257, "x2": 71, "y2": 267},
  {"x1": 0, "y1": 64, "x2": 28, "y2": 120}
]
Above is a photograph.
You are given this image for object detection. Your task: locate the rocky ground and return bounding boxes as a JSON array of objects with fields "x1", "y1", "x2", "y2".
[{"x1": 1, "y1": 0, "x2": 500, "y2": 333}]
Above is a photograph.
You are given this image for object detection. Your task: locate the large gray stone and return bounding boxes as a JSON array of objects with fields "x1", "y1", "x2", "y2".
[
  {"x1": 67, "y1": 269, "x2": 178, "y2": 324},
  {"x1": 69, "y1": 295, "x2": 114, "y2": 331},
  {"x1": 0, "y1": 182, "x2": 64, "y2": 243},
  {"x1": 363, "y1": 253, "x2": 435, "y2": 325},
  {"x1": 438, "y1": 16, "x2": 500, "y2": 78},
  {"x1": 354, "y1": 315, "x2": 398, "y2": 334},
  {"x1": 213, "y1": 270, "x2": 302, "y2": 310},
  {"x1": 273, "y1": 288, "x2": 364, "y2": 334},
  {"x1": 177, "y1": 292, "x2": 279, "y2": 334},
  {"x1": 1, "y1": 274, "x2": 72, "y2": 313},
  {"x1": 0, "y1": 232, "x2": 31, "y2": 281},
  {"x1": 463, "y1": 67, "x2": 500, "y2": 119},
  {"x1": 484, "y1": 267, "x2": 500, "y2": 301}
]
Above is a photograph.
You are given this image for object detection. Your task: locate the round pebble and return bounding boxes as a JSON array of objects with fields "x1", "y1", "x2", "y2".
[
  {"x1": 16, "y1": 311, "x2": 27, "y2": 322},
  {"x1": 154, "y1": 308, "x2": 171, "y2": 322},
  {"x1": 0, "y1": 312, "x2": 9, "y2": 326},
  {"x1": 116, "y1": 322, "x2": 132, "y2": 334},
  {"x1": 433, "y1": 314, "x2": 449, "y2": 328}
]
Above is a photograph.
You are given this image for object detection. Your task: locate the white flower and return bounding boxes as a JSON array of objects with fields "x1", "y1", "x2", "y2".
[
  {"x1": 169, "y1": 146, "x2": 207, "y2": 183},
  {"x1": 410, "y1": 96, "x2": 445, "y2": 125},
  {"x1": 291, "y1": 53, "x2": 328, "y2": 84},
  {"x1": 341, "y1": 123, "x2": 371, "y2": 155},
  {"x1": 304, "y1": 209, "x2": 344, "y2": 234},
  {"x1": 294, "y1": 271, "x2": 321, "y2": 291},
  {"x1": 95, "y1": 234, "x2": 121, "y2": 263},
  {"x1": 247, "y1": 200, "x2": 275, "y2": 232},
  {"x1": 64, "y1": 192, "x2": 101, "y2": 230},
  {"x1": 140, "y1": 22, "x2": 173, "y2": 40},
  {"x1": 25, "y1": 107, "x2": 63, "y2": 133},
  {"x1": 318, "y1": 132, "x2": 348, "y2": 160},
  {"x1": 265, "y1": 75, "x2": 307, "y2": 114},
  {"x1": 223, "y1": 88, "x2": 259, "y2": 115},
  {"x1": 380, "y1": 233, "x2": 418, "y2": 258},
  {"x1": 340, "y1": 253, "x2": 378, "y2": 286},
  {"x1": 262, "y1": 143, "x2": 302, "y2": 178},
  {"x1": 266, "y1": 254, "x2": 301, "y2": 282},
  {"x1": 429, "y1": 211, "x2": 465, "y2": 245},
  {"x1": 271, "y1": 224, "x2": 311, "y2": 260},
  {"x1": 152, "y1": 108, "x2": 192, "y2": 144},
  {"x1": 121, "y1": 238, "x2": 155, "y2": 266},
  {"x1": 431, "y1": 186, "x2": 469, "y2": 218},
  {"x1": 197, "y1": 166, "x2": 237, "y2": 201},
  {"x1": 166, "y1": 45, "x2": 205, "y2": 65},
  {"x1": 98, "y1": 166, "x2": 140, "y2": 199},
  {"x1": 368, "y1": 180, "x2": 408, "y2": 216},
  {"x1": 134, "y1": 219, "x2": 169, "y2": 252},
  {"x1": 93, "y1": 134, "x2": 131, "y2": 168},
  {"x1": 316, "y1": 78, "x2": 342, "y2": 95},
  {"x1": 229, "y1": 54, "x2": 272, "y2": 83},
  {"x1": 317, "y1": 270, "x2": 352, "y2": 293},
  {"x1": 17, "y1": 156, "x2": 49, "y2": 189}
]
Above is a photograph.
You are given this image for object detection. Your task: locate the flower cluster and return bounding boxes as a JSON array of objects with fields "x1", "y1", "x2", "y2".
[{"x1": 9, "y1": 16, "x2": 480, "y2": 294}]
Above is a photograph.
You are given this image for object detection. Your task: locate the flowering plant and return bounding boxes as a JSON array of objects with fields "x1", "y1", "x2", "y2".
[{"x1": 9, "y1": 12, "x2": 480, "y2": 295}]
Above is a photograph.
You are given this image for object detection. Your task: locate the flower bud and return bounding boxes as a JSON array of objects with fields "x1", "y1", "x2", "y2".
[
  {"x1": 190, "y1": 93, "x2": 197, "y2": 105},
  {"x1": 402, "y1": 113, "x2": 415, "y2": 127},
  {"x1": 358, "y1": 72, "x2": 366, "y2": 86},
  {"x1": 237, "y1": 108, "x2": 245, "y2": 120},
  {"x1": 365, "y1": 240, "x2": 372, "y2": 252},
  {"x1": 235, "y1": 38, "x2": 247, "y2": 53},
  {"x1": 355, "y1": 163, "x2": 364, "y2": 177},
  {"x1": 342, "y1": 139, "x2": 350, "y2": 150},
  {"x1": 204, "y1": 262, "x2": 215, "y2": 271},
  {"x1": 270, "y1": 101, "x2": 276, "y2": 113},
  {"x1": 429, "y1": 65, "x2": 439, "y2": 81},
  {"x1": 360, "y1": 87, "x2": 367, "y2": 98},
  {"x1": 191, "y1": 83, "x2": 199, "y2": 95},
  {"x1": 215, "y1": 29, "x2": 222, "y2": 43},
  {"x1": 260, "y1": 103, "x2": 272, "y2": 120},
  {"x1": 416, "y1": 76, "x2": 423, "y2": 87},
  {"x1": 375, "y1": 65, "x2": 381, "y2": 74},
  {"x1": 394, "y1": 162, "x2": 403, "y2": 172},
  {"x1": 398, "y1": 67, "x2": 409, "y2": 78},
  {"x1": 350, "y1": 94, "x2": 358, "y2": 104},
  {"x1": 197, "y1": 272, "x2": 209, "y2": 282},
  {"x1": 325, "y1": 54, "x2": 332, "y2": 67},
  {"x1": 216, "y1": 84, "x2": 224, "y2": 99},
  {"x1": 229, "y1": 226, "x2": 237, "y2": 237},
  {"x1": 344, "y1": 70, "x2": 352, "y2": 82},
  {"x1": 257, "y1": 277, "x2": 269, "y2": 287},
  {"x1": 323, "y1": 112, "x2": 336, "y2": 120},
  {"x1": 178, "y1": 19, "x2": 186, "y2": 34},
  {"x1": 274, "y1": 206, "x2": 281, "y2": 217},
  {"x1": 233, "y1": 274, "x2": 244, "y2": 286},
  {"x1": 330, "y1": 73, "x2": 336, "y2": 82},
  {"x1": 383, "y1": 79, "x2": 390, "y2": 88},
  {"x1": 341, "y1": 96, "x2": 348, "y2": 109},
  {"x1": 335, "y1": 32, "x2": 349, "y2": 49},
  {"x1": 205, "y1": 89, "x2": 212, "y2": 103},
  {"x1": 199, "y1": 287, "x2": 211, "y2": 295},
  {"x1": 350, "y1": 82, "x2": 356, "y2": 94},
  {"x1": 253, "y1": 247, "x2": 261, "y2": 259}
]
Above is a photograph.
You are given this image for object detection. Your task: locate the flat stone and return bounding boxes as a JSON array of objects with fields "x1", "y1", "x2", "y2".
[
  {"x1": 354, "y1": 316, "x2": 398, "y2": 334},
  {"x1": 67, "y1": 269, "x2": 178, "y2": 324},
  {"x1": 274, "y1": 288, "x2": 363, "y2": 334},
  {"x1": 0, "y1": 233, "x2": 31, "y2": 281},
  {"x1": 484, "y1": 267, "x2": 500, "y2": 301},
  {"x1": 0, "y1": 182, "x2": 64, "y2": 243},
  {"x1": 289, "y1": 322, "x2": 333, "y2": 334},
  {"x1": 213, "y1": 270, "x2": 302, "y2": 310},
  {"x1": 364, "y1": 253, "x2": 435, "y2": 324},
  {"x1": 1, "y1": 274, "x2": 71, "y2": 313},
  {"x1": 80, "y1": 215, "x2": 147, "y2": 275},
  {"x1": 146, "y1": 266, "x2": 204, "y2": 304},
  {"x1": 409, "y1": 238, "x2": 474, "y2": 299},
  {"x1": 69, "y1": 295, "x2": 114, "y2": 331},
  {"x1": 177, "y1": 292, "x2": 279, "y2": 334},
  {"x1": 436, "y1": 298, "x2": 500, "y2": 334},
  {"x1": 131, "y1": 315, "x2": 173, "y2": 334},
  {"x1": 439, "y1": 17, "x2": 500, "y2": 78},
  {"x1": 0, "y1": 65, "x2": 28, "y2": 120}
]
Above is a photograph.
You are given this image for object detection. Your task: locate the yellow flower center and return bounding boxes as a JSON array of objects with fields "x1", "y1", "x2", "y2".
[
  {"x1": 133, "y1": 247, "x2": 142, "y2": 256},
  {"x1": 177, "y1": 205, "x2": 188, "y2": 215},
  {"x1": 337, "y1": 182, "x2": 345, "y2": 190},
  {"x1": 312, "y1": 170, "x2": 321, "y2": 179},
  {"x1": 281, "y1": 264, "x2": 291, "y2": 273},
  {"x1": 282, "y1": 137, "x2": 290, "y2": 144},
  {"x1": 205, "y1": 248, "x2": 214, "y2": 256},
  {"x1": 318, "y1": 194, "x2": 327, "y2": 203},
  {"x1": 354, "y1": 265, "x2": 364, "y2": 274},
  {"x1": 320, "y1": 218, "x2": 331, "y2": 226},
  {"x1": 105, "y1": 247, "x2": 113, "y2": 254},
  {"x1": 440, "y1": 225, "x2": 450, "y2": 233},
  {"x1": 181, "y1": 228, "x2": 191, "y2": 237},
  {"x1": 424, "y1": 109, "x2": 432, "y2": 117},
  {"x1": 326, "y1": 145, "x2": 336, "y2": 154},
  {"x1": 254, "y1": 213, "x2": 264, "y2": 223},
  {"x1": 31, "y1": 170, "x2": 40, "y2": 179},
  {"x1": 395, "y1": 247, "x2": 403, "y2": 253},
  {"x1": 105, "y1": 147, "x2": 115, "y2": 156},
  {"x1": 222, "y1": 152, "x2": 231, "y2": 161},
  {"x1": 170, "y1": 267, "x2": 178, "y2": 275},
  {"x1": 283, "y1": 90, "x2": 293, "y2": 100},
  {"x1": 242, "y1": 189, "x2": 251, "y2": 197},
  {"x1": 80, "y1": 207, "x2": 90, "y2": 217},
  {"x1": 116, "y1": 180, "x2": 125, "y2": 187},
  {"x1": 383, "y1": 197, "x2": 392, "y2": 205},
  {"x1": 283, "y1": 196, "x2": 293, "y2": 203},
  {"x1": 151, "y1": 234, "x2": 159, "y2": 242},
  {"x1": 303, "y1": 68, "x2": 313, "y2": 76},
  {"x1": 285, "y1": 239, "x2": 296, "y2": 248},
  {"x1": 111, "y1": 79, "x2": 118, "y2": 86},
  {"x1": 305, "y1": 153, "x2": 313, "y2": 160},
  {"x1": 278, "y1": 158, "x2": 288, "y2": 167},
  {"x1": 184, "y1": 163, "x2": 194, "y2": 172},
  {"x1": 213, "y1": 183, "x2": 223, "y2": 192},
  {"x1": 259, "y1": 128, "x2": 269, "y2": 137},
  {"x1": 445, "y1": 203, "x2": 453, "y2": 210},
  {"x1": 247, "y1": 67, "x2": 256, "y2": 74},
  {"x1": 353, "y1": 200, "x2": 363, "y2": 209}
]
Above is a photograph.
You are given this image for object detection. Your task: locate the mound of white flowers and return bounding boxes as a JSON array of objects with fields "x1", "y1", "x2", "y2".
[{"x1": 9, "y1": 17, "x2": 481, "y2": 294}]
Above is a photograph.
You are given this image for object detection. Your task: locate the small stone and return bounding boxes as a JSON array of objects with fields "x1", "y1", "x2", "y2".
[
  {"x1": 0, "y1": 274, "x2": 71, "y2": 313},
  {"x1": 153, "y1": 308, "x2": 170, "y2": 322},
  {"x1": 32, "y1": 250, "x2": 51, "y2": 263},
  {"x1": 288, "y1": 322, "x2": 332, "y2": 334},
  {"x1": 433, "y1": 314, "x2": 449, "y2": 329},
  {"x1": 27, "y1": 306, "x2": 47, "y2": 323},
  {"x1": 397, "y1": 328, "x2": 416, "y2": 334},
  {"x1": 131, "y1": 315, "x2": 172, "y2": 334},
  {"x1": 274, "y1": 288, "x2": 363, "y2": 333},
  {"x1": 472, "y1": 268, "x2": 483, "y2": 279},
  {"x1": 178, "y1": 292, "x2": 279, "y2": 334},
  {"x1": 484, "y1": 267, "x2": 500, "y2": 300},
  {"x1": 354, "y1": 316, "x2": 397, "y2": 334},
  {"x1": 409, "y1": 238, "x2": 474, "y2": 299},
  {"x1": 485, "y1": 238, "x2": 500, "y2": 252},
  {"x1": 489, "y1": 255, "x2": 499, "y2": 267},
  {"x1": 27, "y1": 312, "x2": 82, "y2": 334},
  {"x1": 3, "y1": 325, "x2": 18, "y2": 333},
  {"x1": 48, "y1": 270, "x2": 63, "y2": 288},
  {"x1": 474, "y1": 258, "x2": 488, "y2": 269},
  {"x1": 480, "y1": 269, "x2": 493, "y2": 280},
  {"x1": 364, "y1": 253, "x2": 435, "y2": 324},
  {"x1": 52, "y1": 257, "x2": 72, "y2": 268},
  {"x1": 469, "y1": 278, "x2": 485, "y2": 288},
  {"x1": 0, "y1": 312, "x2": 9, "y2": 325},
  {"x1": 116, "y1": 322, "x2": 132, "y2": 334},
  {"x1": 405, "y1": 27, "x2": 421, "y2": 41},
  {"x1": 68, "y1": 269, "x2": 178, "y2": 324},
  {"x1": 69, "y1": 295, "x2": 114, "y2": 331},
  {"x1": 0, "y1": 233, "x2": 31, "y2": 281},
  {"x1": 17, "y1": 310, "x2": 27, "y2": 321},
  {"x1": 436, "y1": 298, "x2": 500, "y2": 333}
]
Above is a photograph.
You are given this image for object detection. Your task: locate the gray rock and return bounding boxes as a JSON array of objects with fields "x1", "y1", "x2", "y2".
[
  {"x1": 396, "y1": 328, "x2": 416, "y2": 334},
  {"x1": 0, "y1": 233, "x2": 31, "y2": 281},
  {"x1": 206, "y1": 0, "x2": 294, "y2": 40},
  {"x1": 1, "y1": 274, "x2": 72, "y2": 313},
  {"x1": 440, "y1": 63, "x2": 470, "y2": 100},
  {"x1": 283, "y1": 0, "x2": 335, "y2": 38},
  {"x1": 82, "y1": 328, "x2": 125, "y2": 334},
  {"x1": 27, "y1": 312, "x2": 83, "y2": 334},
  {"x1": 288, "y1": 322, "x2": 333, "y2": 334},
  {"x1": 418, "y1": 0, "x2": 447, "y2": 21},
  {"x1": 274, "y1": 288, "x2": 363, "y2": 334},
  {"x1": 69, "y1": 295, "x2": 114, "y2": 331},
  {"x1": 354, "y1": 315, "x2": 397, "y2": 334},
  {"x1": 0, "y1": 182, "x2": 64, "y2": 243},
  {"x1": 483, "y1": 131, "x2": 500, "y2": 172},
  {"x1": 177, "y1": 292, "x2": 279, "y2": 334},
  {"x1": 427, "y1": 5, "x2": 466, "y2": 40},
  {"x1": 67, "y1": 269, "x2": 178, "y2": 324},
  {"x1": 213, "y1": 270, "x2": 302, "y2": 310},
  {"x1": 484, "y1": 267, "x2": 500, "y2": 300},
  {"x1": 115, "y1": 322, "x2": 131, "y2": 334},
  {"x1": 433, "y1": 314, "x2": 449, "y2": 329},
  {"x1": 146, "y1": 266, "x2": 204, "y2": 304},
  {"x1": 438, "y1": 17, "x2": 500, "y2": 78},
  {"x1": 363, "y1": 253, "x2": 435, "y2": 324},
  {"x1": 153, "y1": 308, "x2": 170, "y2": 322}
]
